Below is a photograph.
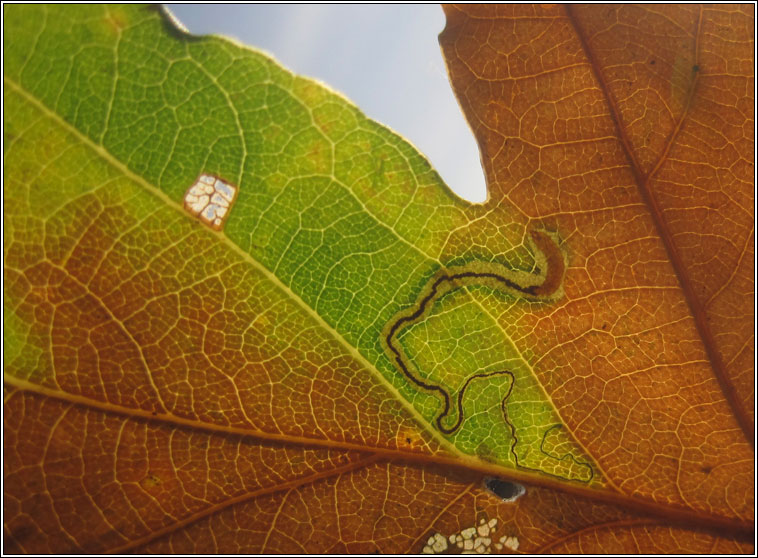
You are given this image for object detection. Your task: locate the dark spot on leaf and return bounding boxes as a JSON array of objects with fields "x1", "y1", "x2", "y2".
[
  {"x1": 8, "y1": 524, "x2": 34, "y2": 545},
  {"x1": 650, "y1": 59, "x2": 656, "y2": 65},
  {"x1": 692, "y1": 64, "x2": 700, "y2": 72},
  {"x1": 484, "y1": 477, "x2": 525, "y2": 502},
  {"x1": 140, "y1": 472, "x2": 162, "y2": 489},
  {"x1": 405, "y1": 437, "x2": 412, "y2": 444},
  {"x1": 701, "y1": 465, "x2": 712, "y2": 474}
]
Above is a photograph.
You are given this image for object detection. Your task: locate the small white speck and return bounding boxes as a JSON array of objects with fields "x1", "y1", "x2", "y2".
[
  {"x1": 188, "y1": 195, "x2": 208, "y2": 213},
  {"x1": 503, "y1": 536, "x2": 519, "y2": 551},
  {"x1": 495, "y1": 543, "x2": 503, "y2": 550},
  {"x1": 189, "y1": 183, "x2": 213, "y2": 195},
  {"x1": 464, "y1": 539, "x2": 474, "y2": 550},
  {"x1": 474, "y1": 536, "x2": 492, "y2": 552},
  {"x1": 461, "y1": 527, "x2": 476, "y2": 539},
  {"x1": 201, "y1": 204, "x2": 216, "y2": 220},
  {"x1": 431, "y1": 533, "x2": 447, "y2": 553},
  {"x1": 477, "y1": 524, "x2": 489, "y2": 537},
  {"x1": 422, "y1": 545, "x2": 433, "y2": 554},
  {"x1": 488, "y1": 518, "x2": 497, "y2": 529},
  {"x1": 449, "y1": 534, "x2": 456, "y2": 543},
  {"x1": 215, "y1": 181, "x2": 235, "y2": 201}
]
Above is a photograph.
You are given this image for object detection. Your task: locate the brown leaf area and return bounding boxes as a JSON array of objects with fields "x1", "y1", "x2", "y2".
[
  {"x1": 438, "y1": 2, "x2": 754, "y2": 551},
  {"x1": 5, "y1": 385, "x2": 748, "y2": 554},
  {"x1": 3, "y1": 5, "x2": 754, "y2": 555}
]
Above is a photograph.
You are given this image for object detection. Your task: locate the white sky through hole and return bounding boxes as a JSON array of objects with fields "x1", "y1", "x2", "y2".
[{"x1": 167, "y1": 4, "x2": 487, "y2": 204}]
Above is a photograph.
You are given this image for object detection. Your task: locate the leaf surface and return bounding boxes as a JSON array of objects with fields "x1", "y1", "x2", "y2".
[{"x1": 3, "y1": 4, "x2": 753, "y2": 553}]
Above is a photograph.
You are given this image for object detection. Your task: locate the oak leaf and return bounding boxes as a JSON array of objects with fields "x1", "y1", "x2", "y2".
[{"x1": 3, "y1": 4, "x2": 753, "y2": 554}]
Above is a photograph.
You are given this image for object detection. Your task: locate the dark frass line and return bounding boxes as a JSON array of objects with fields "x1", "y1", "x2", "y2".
[{"x1": 382, "y1": 230, "x2": 593, "y2": 483}]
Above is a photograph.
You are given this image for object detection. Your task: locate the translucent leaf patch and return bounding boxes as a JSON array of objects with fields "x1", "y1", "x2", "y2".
[{"x1": 183, "y1": 174, "x2": 237, "y2": 230}]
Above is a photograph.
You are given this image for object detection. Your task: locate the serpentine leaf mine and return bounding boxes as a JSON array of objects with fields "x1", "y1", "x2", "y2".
[{"x1": 381, "y1": 229, "x2": 593, "y2": 482}]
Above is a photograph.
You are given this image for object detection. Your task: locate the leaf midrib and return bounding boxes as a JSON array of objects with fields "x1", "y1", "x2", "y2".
[
  {"x1": 6, "y1": 67, "x2": 584, "y2": 474},
  {"x1": 565, "y1": 4, "x2": 754, "y2": 445},
  {"x1": 4, "y1": 52, "x2": 752, "y2": 539},
  {"x1": 3, "y1": 75, "x2": 458, "y2": 456},
  {"x1": 5, "y1": 376, "x2": 753, "y2": 540},
  {"x1": 4, "y1": 6, "x2": 604, "y2": 481}
]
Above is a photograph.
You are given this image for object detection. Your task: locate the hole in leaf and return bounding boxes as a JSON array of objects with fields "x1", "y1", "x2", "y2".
[{"x1": 483, "y1": 476, "x2": 525, "y2": 502}]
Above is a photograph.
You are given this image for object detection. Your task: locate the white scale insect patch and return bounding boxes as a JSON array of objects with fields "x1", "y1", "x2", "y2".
[
  {"x1": 422, "y1": 517, "x2": 520, "y2": 555},
  {"x1": 183, "y1": 174, "x2": 237, "y2": 230}
]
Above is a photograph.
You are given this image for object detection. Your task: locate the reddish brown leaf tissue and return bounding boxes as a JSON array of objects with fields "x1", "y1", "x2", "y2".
[{"x1": 3, "y1": 4, "x2": 753, "y2": 554}]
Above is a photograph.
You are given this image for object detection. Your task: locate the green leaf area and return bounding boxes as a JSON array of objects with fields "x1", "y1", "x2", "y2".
[{"x1": 4, "y1": 5, "x2": 597, "y2": 484}]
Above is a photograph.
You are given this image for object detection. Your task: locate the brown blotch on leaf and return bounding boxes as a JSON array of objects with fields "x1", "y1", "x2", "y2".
[
  {"x1": 529, "y1": 229, "x2": 564, "y2": 297},
  {"x1": 140, "y1": 472, "x2": 162, "y2": 489}
]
